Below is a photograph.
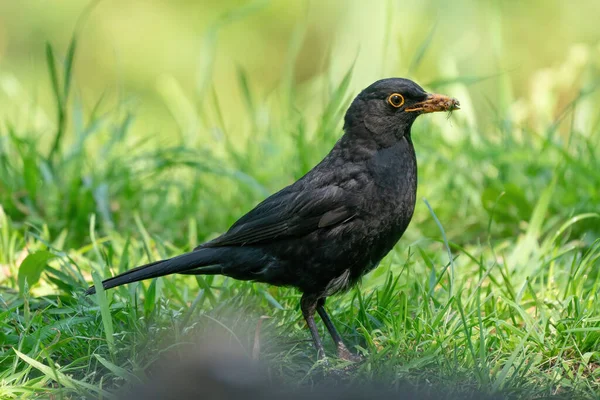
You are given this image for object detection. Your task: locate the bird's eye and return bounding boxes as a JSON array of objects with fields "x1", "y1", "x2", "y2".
[{"x1": 387, "y1": 93, "x2": 405, "y2": 108}]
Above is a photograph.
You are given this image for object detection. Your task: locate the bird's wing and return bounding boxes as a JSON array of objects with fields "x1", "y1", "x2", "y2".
[{"x1": 200, "y1": 185, "x2": 358, "y2": 248}]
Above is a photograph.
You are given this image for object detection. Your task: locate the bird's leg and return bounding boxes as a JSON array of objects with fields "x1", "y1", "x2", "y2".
[
  {"x1": 300, "y1": 294, "x2": 326, "y2": 360},
  {"x1": 317, "y1": 298, "x2": 360, "y2": 362}
]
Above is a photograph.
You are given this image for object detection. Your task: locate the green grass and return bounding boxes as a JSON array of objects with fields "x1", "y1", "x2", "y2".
[{"x1": 1, "y1": 30, "x2": 600, "y2": 399}]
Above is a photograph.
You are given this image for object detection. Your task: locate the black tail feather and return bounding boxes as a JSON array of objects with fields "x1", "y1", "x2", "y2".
[{"x1": 85, "y1": 248, "x2": 224, "y2": 295}]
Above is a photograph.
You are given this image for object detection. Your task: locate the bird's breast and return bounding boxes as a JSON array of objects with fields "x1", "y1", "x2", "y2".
[{"x1": 365, "y1": 138, "x2": 418, "y2": 223}]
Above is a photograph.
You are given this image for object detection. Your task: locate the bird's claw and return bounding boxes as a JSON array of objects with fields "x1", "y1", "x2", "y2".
[{"x1": 337, "y1": 343, "x2": 363, "y2": 362}]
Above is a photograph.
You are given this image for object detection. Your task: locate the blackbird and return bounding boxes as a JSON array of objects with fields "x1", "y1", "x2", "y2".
[{"x1": 86, "y1": 78, "x2": 459, "y2": 360}]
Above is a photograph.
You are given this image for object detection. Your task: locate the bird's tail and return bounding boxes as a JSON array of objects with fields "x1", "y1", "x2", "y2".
[{"x1": 85, "y1": 247, "x2": 225, "y2": 295}]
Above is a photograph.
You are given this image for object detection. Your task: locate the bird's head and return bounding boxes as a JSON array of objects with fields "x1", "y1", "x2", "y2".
[{"x1": 344, "y1": 78, "x2": 460, "y2": 146}]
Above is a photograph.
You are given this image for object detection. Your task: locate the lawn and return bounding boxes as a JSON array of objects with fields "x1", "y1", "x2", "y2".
[{"x1": 0, "y1": 2, "x2": 599, "y2": 399}]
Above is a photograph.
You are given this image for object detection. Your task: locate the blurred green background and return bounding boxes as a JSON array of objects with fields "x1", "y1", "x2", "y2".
[
  {"x1": 1, "y1": 0, "x2": 599, "y2": 142},
  {"x1": 1, "y1": 2, "x2": 600, "y2": 397},
  {"x1": 2, "y1": 0, "x2": 600, "y2": 258}
]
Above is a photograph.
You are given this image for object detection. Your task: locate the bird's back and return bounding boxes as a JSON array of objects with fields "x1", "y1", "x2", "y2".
[{"x1": 236, "y1": 135, "x2": 418, "y2": 295}]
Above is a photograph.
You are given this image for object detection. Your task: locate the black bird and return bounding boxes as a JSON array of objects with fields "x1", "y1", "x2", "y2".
[{"x1": 86, "y1": 78, "x2": 459, "y2": 360}]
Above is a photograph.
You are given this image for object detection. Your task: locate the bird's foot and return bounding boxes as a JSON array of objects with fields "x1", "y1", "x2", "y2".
[
  {"x1": 318, "y1": 356, "x2": 331, "y2": 368},
  {"x1": 337, "y1": 343, "x2": 362, "y2": 363}
]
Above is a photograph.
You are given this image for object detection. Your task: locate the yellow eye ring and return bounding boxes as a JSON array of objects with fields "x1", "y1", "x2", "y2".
[{"x1": 387, "y1": 93, "x2": 405, "y2": 108}]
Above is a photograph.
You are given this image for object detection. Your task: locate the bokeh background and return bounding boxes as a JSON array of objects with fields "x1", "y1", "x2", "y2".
[
  {"x1": 1, "y1": 1, "x2": 600, "y2": 397},
  {"x1": 2, "y1": 0, "x2": 600, "y2": 245},
  {"x1": 1, "y1": 0, "x2": 599, "y2": 140}
]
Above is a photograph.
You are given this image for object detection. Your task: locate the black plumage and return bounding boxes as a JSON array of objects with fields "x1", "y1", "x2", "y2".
[{"x1": 86, "y1": 78, "x2": 459, "y2": 360}]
